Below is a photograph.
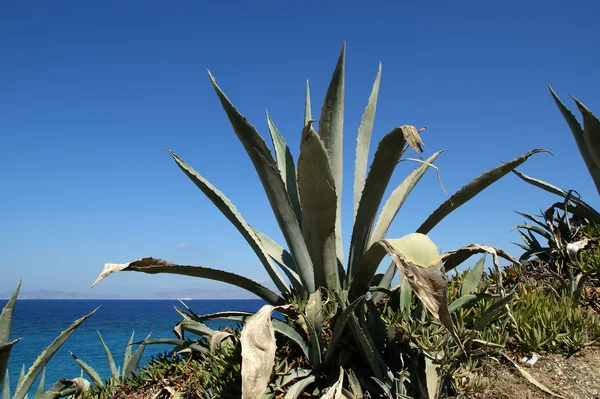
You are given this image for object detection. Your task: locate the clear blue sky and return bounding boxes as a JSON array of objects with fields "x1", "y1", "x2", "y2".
[{"x1": 1, "y1": 1, "x2": 599, "y2": 297}]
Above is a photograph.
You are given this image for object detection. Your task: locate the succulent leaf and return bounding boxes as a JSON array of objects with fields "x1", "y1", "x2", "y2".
[
  {"x1": 417, "y1": 149, "x2": 549, "y2": 234},
  {"x1": 208, "y1": 70, "x2": 315, "y2": 292},
  {"x1": 318, "y1": 43, "x2": 346, "y2": 264},
  {"x1": 91, "y1": 257, "x2": 284, "y2": 305},
  {"x1": 354, "y1": 63, "x2": 381, "y2": 221},
  {"x1": 297, "y1": 122, "x2": 338, "y2": 291}
]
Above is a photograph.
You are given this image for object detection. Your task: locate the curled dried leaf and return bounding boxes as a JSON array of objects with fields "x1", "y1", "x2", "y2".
[
  {"x1": 401, "y1": 125, "x2": 427, "y2": 155},
  {"x1": 210, "y1": 331, "x2": 234, "y2": 353},
  {"x1": 240, "y1": 305, "x2": 277, "y2": 399}
]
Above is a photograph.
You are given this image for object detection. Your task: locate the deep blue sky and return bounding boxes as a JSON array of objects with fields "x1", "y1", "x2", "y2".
[{"x1": 1, "y1": 1, "x2": 599, "y2": 297}]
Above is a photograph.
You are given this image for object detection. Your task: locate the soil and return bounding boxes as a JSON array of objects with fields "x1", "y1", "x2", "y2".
[{"x1": 477, "y1": 346, "x2": 600, "y2": 399}]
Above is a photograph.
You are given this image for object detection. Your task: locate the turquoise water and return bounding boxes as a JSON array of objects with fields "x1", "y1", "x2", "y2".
[{"x1": 1, "y1": 299, "x2": 265, "y2": 394}]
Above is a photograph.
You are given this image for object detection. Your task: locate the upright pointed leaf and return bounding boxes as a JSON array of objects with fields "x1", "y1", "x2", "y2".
[
  {"x1": 208, "y1": 71, "x2": 315, "y2": 292},
  {"x1": 354, "y1": 64, "x2": 381, "y2": 221},
  {"x1": 97, "y1": 332, "x2": 118, "y2": 379},
  {"x1": 70, "y1": 352, "x2": 103, "y2": 388},
  {"x1": 92, "y1": 258, "x2": 284, "y2": 305},
  {"x1": 124, "y1": 332, "x2": 152, "y2": 379},
  {"x1": 0, "y1": 281, "x2": 20, "y2": 344},
  {"x1": 461, "y1": 255, "x2": 486, "y2": 297},
  {"x1": 349, "y1": 127, "x2": 408, "y2": 277},
  {"x1": 266, "y1": 112, "x2": 302, "y2": 225},
  {"x1": 319, "y1": 43, "x2": 345, "y2": 264},
  {"x1": 34, "y1": 368, "x2": 46, "y2": 399},
  {"x1": 0, "y1": 340, "x2": 19, "y2": 390},
  {"x1": 549, "y1": 86, "x2": 600, "y2": 194},
  {"x1": 573, "y1": 96, "x2": 600, "y2": 185},
  {"x1": 13, "y1": 307, "x2": 98, "y2": 399},
  {"x1": 371, "y1": 150, "x2": 444, "y2": 244},
  {"x1": 323, "y1": 296, "x2": 365, "y2": 366},
  {"x1": 240, "y1": 305, "x2": 277, "y2": 399},
  {"x1": 304, "y1": 80, "x2": 312, "y2": 128},
  {"x1": 166, "y1": 150, "x2": 290, "y2": 295},
  {"x1": 297, "y1": 122, "x2": 339, "y2": 291},
  {"x1": 123, "y1": 332, "x2": 134, "y2": 376},
  {"x1": 417, "y1": 149, "x2": 549, "y2": 234}
]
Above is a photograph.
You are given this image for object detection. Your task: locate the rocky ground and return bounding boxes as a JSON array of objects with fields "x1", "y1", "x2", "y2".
[{"x1": 478, "y1": 346, "x2": 600, "y2": 399}]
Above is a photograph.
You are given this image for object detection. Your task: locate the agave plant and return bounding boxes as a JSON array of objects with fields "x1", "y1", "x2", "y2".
[
  {"x1": 548, "y1": 87, "x2": 600, "y2": 196},
  {"x1": 0, "y1": 282, "x2": 97, "y2": 399},
  {"x1": 92, "y1": 44, "x2": 544, "y2": 397},
  {"x1": 69, "y1": 330, "x2": 151, "y2": 390}
]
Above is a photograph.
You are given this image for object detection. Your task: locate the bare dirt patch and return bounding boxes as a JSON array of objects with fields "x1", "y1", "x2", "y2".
[{"x1": 477, "y1": 346, "x2": 600, "y2": 399}]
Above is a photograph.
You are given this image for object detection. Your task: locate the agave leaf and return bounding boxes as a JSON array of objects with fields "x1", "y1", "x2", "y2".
[
  {"x1": 441, "y1": 244, "x2": 518, "y2": 273},
  {"x1": 166, "y1": 150, "x2": 290, "y2": 295},
  {"x1": 424, "y1": 357, "x2": 441, "y2": 399},
  {"x1": 209, "y1": 331, "x2": 233, "y2": 354},
  {"x1": 69, "y1": 352, "x2": 103, "y2": 388},
  {"x1": 354, "y1": 63, "x2": 382, "y2": 221},
  {"x1": 370, "y1": 262, "x2": 397, "y2": 303},
  {"x1": 124, "y1": 332, "x2": 151, "y2": 379},
  {"x1": 346, "y1": 369, "x2": 363, "y2": 399},
  {"x1": 208, "y1": 71, "x2": 315, "y2": 293},
  {"x1": 461, "y1": 255, "x2": 486, "y2": 297},
  {"x1": 0, "y1": 282, "x2": 20, "y2": 345},
  {"x1": 0, "y1": 340, "x2": 20, "y2": 391},
  {"x1": 305, "y1": 290, "x2": 323, "y2": 341},
  {"x1": 91, "y1": 257, "x2": 284, "y2": 305},
  {"x1": 348, "y1": 313, "x2": 387, "y2": 381},
  {"x1": 304, "y1": 80, "x2": 312, "y2": 131},
  {"x1": 34, "y1": 368, "x2": 46, "y2": 399},
  {"x1": 2, "y1": 372, "x2": 9, "y2": 399},
  {"x1": 371, "y1": 150, "x2": 444, "y2": 244},
  {"x1": 351, "y1": 234, "x2": 460, "y2": 348},
  {"x1": 575, "y1": 96, "x2": 600, "y2": 176},
  {"x1": 96, "y1": 332, "x2": 119, "y2": 380},
  {"x1": 301, "y1": 309, "x2": 322, "y2": 368},
  {"x1": 512, "y1": 170, "x2": 600, "y2": 221},
  {"x1": 417, "y1": 149, "x2": 549, "y2": 234},
  {"x1": 251, "y1": 229, "x2": 303, "y2": 292},
  {"x1": 266, "y1": 111, "x2": 302, "y2": 225},
  {"x1": 549, "y1": 87, "x2": 600, "y2": 195},
  {"x1": 319, "y1": 43, "x2": 346, "y2": 264},
  {"x1": 515, "y1": 210, "x2": 547, "y2": 229},
  {"x1": 142, "y1": 339, "x2": 208, "y2": 354},
  {"x1": 399, "y1": 271, "x2": 413, "y2": 320},
  {"x1": 348, "y1": 126, "x2": 408, "y2": 277},
  {"x1": 323, "y1": 296, "x2": 365, "y2": 366},
  {"x1": 298, "y1": 122, "x2": 339, "y2": 291},
  {"x1": 321, "y1": 368, "x2": 344, "y2": 399},
  {"x1": 516, "y1": 224, "x2": 552, "y2": 241},
  {"x1": 180, "y1": 321, "x2": 215, "y2": 339},
  {"x1": 13, "y1": 307, "x2": 98, "y2": 399},
  {"x1": 123, "y1": 332, "x2": 135, "y2": 376},
  {"x1": 371, "y1": 377, "x2": 393, "y2": 399},
  {"x1": 240, "y1": 305, "x2": 278, "y2": 399},
  {"x1": 284, "y1": 375, "x2": 317, "y2": 399}
]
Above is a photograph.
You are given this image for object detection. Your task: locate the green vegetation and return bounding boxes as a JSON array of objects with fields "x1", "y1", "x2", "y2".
[
  {"x1": 2, "y1": 46, "x2": 599, "y2": 398},
  {"x1": 0, "y1": 283, "x2": 97, "y2": 399}
]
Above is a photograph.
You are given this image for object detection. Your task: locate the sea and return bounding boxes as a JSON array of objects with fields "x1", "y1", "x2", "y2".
[{"x1": 1, "y1": 299, "x2": 266, "y2": 394}]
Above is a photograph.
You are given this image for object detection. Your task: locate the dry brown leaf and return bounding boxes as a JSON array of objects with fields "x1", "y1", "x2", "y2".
[{"x1": 210, "y1": 331, "x2": 234, "y2": 353}]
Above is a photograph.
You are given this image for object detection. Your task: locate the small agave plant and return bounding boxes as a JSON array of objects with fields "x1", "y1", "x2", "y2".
[
  {"x1": 92, "y1": 44, "x2": 544, "y2": 397},
  {"x1": 1, "y1": 282, "x2": 96, "y2": 399}
]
